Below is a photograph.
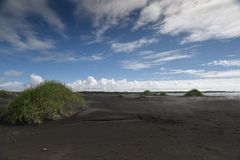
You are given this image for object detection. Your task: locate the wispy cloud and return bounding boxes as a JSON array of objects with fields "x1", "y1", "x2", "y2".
[
  {"x1": 4, "y1": 70, "x2": 23, "y2": 77},
  {"x1": 32, "y1": 52, "x2": 78, "y2": 63},
  {"x1": 208, "y1": 59, "x2": 240, "y2": 67},
  {"x1": 111, "y1": 37, "x2": 158, "y2": 53},
  {"x1": 0, "y1": 81, "x2": 25, "y2": 91},
  {"x1": 80, "y1": 53, "x2": 104, "y2": 61},
  {"x1": 0, "y1": 70, "x2": 23, "y2": 82},
  {"x1": 0, "y1": 0, "x2": 64, "y2": 50},
  {"x1": 226, "y1": 54, "x2": 236, "y2": 58},
  {"x1": 141, "y1": 49, "x2": 193, "y2": 63},
  {"x1": 121, "y1": 48, "x2": 194, "y2": 70},
  {"x1": 73, "y1": 0, "x2": 148, "y2": 42},
  {"x1": 121, "y1": 60, "x2": 151, "y2": 70},
  {"x1": 160, "y1": 69, "x2": 240, "y2": 78},
  {"x1": 134, "y1": 0, "x2": 240, "y2": 43},
  {"x1": 33, "y1": 52, "x2": 105, "y2": 63}
]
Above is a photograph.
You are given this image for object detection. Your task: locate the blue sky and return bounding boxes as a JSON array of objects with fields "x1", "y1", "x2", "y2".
[{"x1": 1, "y1": 0, "x2": 240, "y2": 91}]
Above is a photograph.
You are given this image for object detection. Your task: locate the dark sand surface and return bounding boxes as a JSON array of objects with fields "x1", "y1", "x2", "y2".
[{"x1": 1, "y1": 93, "x2": 240, "y2": 160}]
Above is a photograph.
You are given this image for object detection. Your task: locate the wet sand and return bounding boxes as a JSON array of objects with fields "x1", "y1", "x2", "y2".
[{"x1": 0, "y1": 93, "x2": 240, "y2": 160}]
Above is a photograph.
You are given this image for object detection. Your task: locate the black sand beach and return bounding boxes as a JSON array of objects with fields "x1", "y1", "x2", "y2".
[{"x1": 1, "y1": 93, "x2": 240, "y2": 160}]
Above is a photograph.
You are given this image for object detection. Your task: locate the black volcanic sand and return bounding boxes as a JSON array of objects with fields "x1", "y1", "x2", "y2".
[{"x1": 1, "y1": 93, "x2": 240, "y2": 160}]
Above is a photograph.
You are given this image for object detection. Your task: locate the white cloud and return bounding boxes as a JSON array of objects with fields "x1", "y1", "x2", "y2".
[
  {"x1": 121, "y1": 48, "x2": 194, "y2": 70},
  {"x1": 141, "y1": 49, "x2": 193, "y2": 63},
  {"x1": 0, "y1": 16, "x2": 55, "y2": 50},
  {"x1": 0, "y1": 73, "x2": 44, "y2": 91},
  {"x1": 208, "y1": 60, "x2": 240, "y2": 67},
  {"x1": 0, "y1": 81, "x2": 25, "y2": 91},
  {"x1": 32, "y1": 52, "x2": 78, "y2": 63},
  {"x1": 134, "y1": 0, "x2": 240, "y2": 43},
  {"x1": 4, "y1": 70, "x2": 22, "y2": 77},
  {"x1": 226, "y1": 54, "x2": 236, "y2": 58},
  {"x1": 111, "y1": 37, "x2": 158, "y2": 53},
  {"x1": 121, "y1": 60, "x2": 151, "y2": 70},
  {"x1": 68, "y1": 76, "x2": 240, "y2": 92},
  {"x1": 33, "y1": 52, "x2": 105, "y2": 63},
  {"x1": 160, "y1": 69, "x2": 240, "y2": 78},
  {"x1": 73, "y1": 0, "x2": 148, "y2": 39},
  {"x1": 1, "y1": 75, "x2": 240, "y2": 92},
  {"x1": 30, "y1": 74, "x2": 44, "y2": 87},
  {"x1": 2, "y1": 0, "x2": 64, "y2": 31},
  {"x1": 133, "y1": 1, "x2": 162, "y2": 30},
  {"x1": 0, "y1": 0, "x2": 64, "y2": 50},
  {"x1": 80, "y1": 53, "x2": 104, "y2": 61}
]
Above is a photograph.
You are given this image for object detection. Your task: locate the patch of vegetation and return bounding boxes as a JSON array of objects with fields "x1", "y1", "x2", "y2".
[
  {"x1": 184, "y1": 89, "x2": 204, "y2": 97},
  {"x1": 0, "y1": 90, "x2": 12, "y2": 96},
  {"x1": 142, "y1": 90, "x2": 152, "y2": 96},
  {"x1": 113, "y1": 92, "x2": 125, "y2": 97},
  {"x1": 0, "y1": 90, "x2": 9, "y2": 95},
  {"x1": 159, "y1": 92, "x2": 167, "y2": 96},
  {"x1": 0, "y1": 81, "x2": 85, "y2": 125},
  {"x1": 0, "y1": 90, "x2": 16, "y2": 98}
]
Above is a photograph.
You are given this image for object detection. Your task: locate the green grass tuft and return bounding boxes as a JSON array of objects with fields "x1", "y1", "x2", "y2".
[
  {"x1": 142, "y1": 90, "x2": 152, "y2": 96},
  {"x1": 0, "y1": 81, "x2": 85, "y2": 125},
  {"x1": 0, "y1": 90, "x2": 9, "y2": 95},
  {"x1": 0, "y1": 90, "x2": 17, "y2": 98},
  {"x1": 184, "y1": 89, "x2": 204, "y2": 97}
]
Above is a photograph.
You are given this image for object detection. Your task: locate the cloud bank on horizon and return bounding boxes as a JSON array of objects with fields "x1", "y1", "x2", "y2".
[
  {"x1": 1, "y1": 74, "x2": 240, "y2": 92},
  {"x1": 1, "y1": 0, "x2": 240, "y2": 91}
]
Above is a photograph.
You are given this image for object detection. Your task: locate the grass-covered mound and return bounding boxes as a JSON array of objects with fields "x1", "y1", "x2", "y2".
[
  {"x1": 142, "y1": 90, "x2": 152, "y2": 96},
  {"x1": 0, "y1": 81, "x2": 85, "y2": 125},
  {"x1": 184, "y1": 89, "x2": 204, "y2": 97}
]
